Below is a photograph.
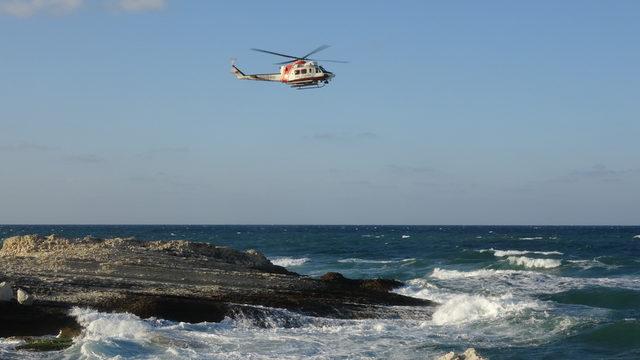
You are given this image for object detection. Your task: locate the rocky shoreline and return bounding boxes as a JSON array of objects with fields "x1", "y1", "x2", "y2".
[{"x1": 0, "y1": 234, "x2": 433, "y2": 343}]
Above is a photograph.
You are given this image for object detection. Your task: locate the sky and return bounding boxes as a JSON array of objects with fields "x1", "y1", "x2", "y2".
[{"x1": 0, "y1": 0, "x2": 639, "y2": 225}]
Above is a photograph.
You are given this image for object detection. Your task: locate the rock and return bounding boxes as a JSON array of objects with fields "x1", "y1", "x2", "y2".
[
  {"x1": 320, "y1": 272, "x2": 404, "y2": 292},
  {"x1": 438, "y1": 352, "x2": 457, "y2": 360},
  {"x1": 462, "y1": 348, "x2": 485, "y2": 360},
  {"x1": 320, "y1": 272, "x2": 348, "y2": 282},
  {"x1": 17, "y1": 288, "x2": 34, "y2": 305},
  {"x1": 0, "y1": 302, "x2": 81, "y2": 337},
  {"x1": 16, "y1": 337, "x2": 73, "y2": 352},
  {"x1": 436, "y1": 348, "x2": 486, "y2": 360},
  {"x1": 0, "y1": 234, "x2": 434, "y2": 327},
  {"x1": 0, "y1": 282, "x2": 13, "y2": 302}
]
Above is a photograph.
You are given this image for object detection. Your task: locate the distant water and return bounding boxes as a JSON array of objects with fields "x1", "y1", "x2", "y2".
[{"x1": 1, "y1": 225, "x2": 639, "y2": 359}]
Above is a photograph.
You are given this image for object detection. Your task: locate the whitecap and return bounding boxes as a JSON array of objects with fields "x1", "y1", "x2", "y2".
[
  {"x1": 506, "y1": 256, "x2": 561, "y2": 269},
  {"x1": 566, "y1": 259, "x2": 615, "y2": 270},
  {"x1": 430, "y1": 267, "x2": 640, "y2": 296},
  {"x1": 269, "y1": 257, "x2": 309, "y2": 267},
  {"x1": 518, "y1": 237, "x2": 544, "y2": 240},
  {"x1": 633, "y1": 235, "x2": 640, "y2": 239},
  {"x1": 338, "y1": 258, "x2": 415, "y2": 264},
  {"x1": 478, "y1": 248, "x2": 563, "y2": 257},
  {"x1": 431, "y1": 293, "x2": 537, "y2": 325},
  {"x1": 401, "y1": 235, "x2": 411, "y2": 239}
]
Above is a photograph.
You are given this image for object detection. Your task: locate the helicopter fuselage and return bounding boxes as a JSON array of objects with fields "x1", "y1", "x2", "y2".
[{"x1": 232, "y1": 60, "x2": 334, "y2": 89}]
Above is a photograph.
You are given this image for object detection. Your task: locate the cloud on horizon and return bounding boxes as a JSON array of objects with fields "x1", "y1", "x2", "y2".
[
  {"x1": 110, "y1": 0, "x2": 165, "y2": 12},
  {"x1": 387, "y1": 164, "x2": 435, "y2": 175},
  {"x1": 309, "y1": 131, "x2": 378, "y2": 143},
  {"x1": 65, "y1": 154, "x2": 108, "y2": 164},
  {"x1": 0, "y1": 141, "x2": 56, "y2": 152},
  {"x1": 0, "y1": 0, "x2": 82, "y2": 17},
  {"x1": 0, "y1": 0, "x2": 167, "y2": 17}
]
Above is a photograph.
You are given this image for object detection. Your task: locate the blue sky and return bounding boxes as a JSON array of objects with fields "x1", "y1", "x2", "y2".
[{"x1": 1, "y1": 0, "x2": 639, "y2": 224}]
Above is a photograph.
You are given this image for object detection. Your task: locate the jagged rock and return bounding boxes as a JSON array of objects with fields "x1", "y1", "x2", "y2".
[
  {"x1": 436, "y1": 348, "x2": 486, "y2": 360},
  {"x1": 17, "y1": 288, "x2": 34, "y2": 305},
  {"x1": 0, "y1": 282, "x2": 13, "y2": 302}
]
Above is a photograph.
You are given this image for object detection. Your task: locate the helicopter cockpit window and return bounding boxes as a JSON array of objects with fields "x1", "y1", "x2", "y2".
[
  {"x1": 301, "y1": 69, "x2": 307, "y2": 74},
  {"x1": 294, "y1": 70, "x2": 300, "y2": 75}
]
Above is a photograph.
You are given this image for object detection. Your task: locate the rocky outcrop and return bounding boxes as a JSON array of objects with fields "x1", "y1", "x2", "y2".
[
  {"x1": 0, "y1": 234, "x2": 433, "y2": 337},
  {"x1": 0, "y1": 234, "x2": 287, "y2": 274},
  {"x1": 17, "y1": 288, "x2": 34, "y2": 305},
  {"x1": 437, "y1": 348, "x2": 486, "y2": 360},
  {"x1": 0, "y1": 281, "x2": 13, "y2": 302},
  {"x1": 320, "y1": 272, "x2": 404, "y2": 292}
]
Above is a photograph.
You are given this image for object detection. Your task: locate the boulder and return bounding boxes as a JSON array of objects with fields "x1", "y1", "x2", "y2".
[
  {"x1": 0, "y1": 282, "x2": 13, "y2": 302},
  {"x1": 438, "y1": 352, "x2": 457, "y2": 360},
  {"x1": 17, "y1": 288, "x2": 34, "y2": 305},
  {"x1": 436, "y1": 348, "x2": 485, "y2": 360},
  {"x1": 320, "y1": 272, "x2": 404, "y2": 292}
]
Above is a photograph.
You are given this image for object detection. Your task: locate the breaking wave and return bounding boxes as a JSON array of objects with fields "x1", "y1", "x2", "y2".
[
  {"x1": 506, "y1": 256, "x2": 561, "y2": 269},
  {"x1": 269, "y1": 257, "x2": 309, "y2": 267},
  {"x1": 429, "y1": 268, "x2": 640, "y2": 294},
  {"x1": 479, "y1": 248, "x2": 563, "y2": 257},
  {"x1": 431, "y1": 293, "x2": 538, "y2": 325},
  {"x1": 337, "y1": 258, "x2": 415, "y2": 264}
]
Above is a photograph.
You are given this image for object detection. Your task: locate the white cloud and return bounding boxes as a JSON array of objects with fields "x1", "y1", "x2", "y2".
[
  {"x1": 113, "y1": 0, "x2": 165, "y2": 12},
  {"x1": 0, "y1": 0, "x2": 83, "y2": 17}
]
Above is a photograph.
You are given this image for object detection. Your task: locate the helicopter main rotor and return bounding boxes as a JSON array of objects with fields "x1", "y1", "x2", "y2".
[{"x1": 250, "y1": 45, "x2": 348, "y2": 65}]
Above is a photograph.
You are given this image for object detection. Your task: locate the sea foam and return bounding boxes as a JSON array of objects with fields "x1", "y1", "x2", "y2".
[
  {"x1": 337, "y1": 258, "x2": 415, "y2": 264},
  {"x1": 479, "y1": 248, "x2": 563, "y2": 257},
  {"x1": 431, "y1": 293, "x2": 535, "y2": 325},
  {"x1": 506, "y1": 256, "x2": 561, "y2": 269},
  {"x1": 269, "y1": 257, "x2": 309, "y2": 267}
]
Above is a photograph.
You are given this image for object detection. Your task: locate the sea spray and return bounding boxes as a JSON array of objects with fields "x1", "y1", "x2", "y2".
[
  {"x1": 506, "y1": 256, "x2": 561, "y2": 269},
  {"x1": 269, "y1": 257, "x2": 309, "y2": 267}
]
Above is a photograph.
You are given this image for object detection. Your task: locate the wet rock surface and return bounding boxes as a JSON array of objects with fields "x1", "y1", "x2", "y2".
[{"x1": 0, "y1": 234, "x2": 433, "y2": 336}]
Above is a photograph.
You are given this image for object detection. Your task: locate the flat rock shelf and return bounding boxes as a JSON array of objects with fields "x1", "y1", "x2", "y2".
[{"x1": 0, "y1": 234, "x2": 433, "y2": 337}]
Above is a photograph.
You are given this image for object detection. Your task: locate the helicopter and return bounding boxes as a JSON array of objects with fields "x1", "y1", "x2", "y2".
[{"x1": 231, "y1": 45, "x2": 347, "y2": 89}]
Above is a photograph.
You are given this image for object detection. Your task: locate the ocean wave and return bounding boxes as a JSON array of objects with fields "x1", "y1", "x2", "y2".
[
  {"x1": 429, "y1": 268, "x2": 640, "y2": 295},
  {"x1": 566, "y1": 259, "x2": 613, "y2": 270},
  {"x1": 337, "y1": 258, "x2": 415, "y2": 264},
  {"x1": 269, "y1": 257, "x2": 309, "y2": 267},
  {"x1": 506, "y1": 256, "x2": 561, "y2": 269},
  {"x1": 431, "y1": 293, "x2": 538, "y2": 325},
  {"x1": 519, "y1": 237, "x2": 544, "y2": 240},
  {"x1": 633, "y1": 235, "x2": 640, "y2": 239},
  {"x1": 479, "y1": 248, "x2": 563, "y2": 257},
  {"x1": 431, "y1": 267, "x2": 517, "y2": 280},
  {"x1": 71, "y1": 307, "x2": 153, "y2": 340},
  {"x1": 394, "y1": 278, "x2": 450, "y2": 303}
]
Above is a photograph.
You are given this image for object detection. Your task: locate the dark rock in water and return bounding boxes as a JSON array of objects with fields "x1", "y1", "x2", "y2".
[
  {"x1": 0, "y1": 302, "x2": 81, "y2": 338},
  {"x1": 0, "y1": 234, "x2": 434, "y2": 336},
  {"x1": 16, "y1": 337, "x2": 74, "y2": 352},
  {"x1": 93, "y1": 293, "x2": 228, "y2": 323},
  {"x1": 320, "y1": 272, "x2": 405, "y2": 292}
]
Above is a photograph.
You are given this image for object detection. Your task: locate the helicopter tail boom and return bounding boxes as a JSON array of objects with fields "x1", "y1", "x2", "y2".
[{"x1": 231, "y1": 60, "x2": 280, "y2": 82}]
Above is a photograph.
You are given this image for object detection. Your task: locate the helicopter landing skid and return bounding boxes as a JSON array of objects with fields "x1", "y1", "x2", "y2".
[{"x1": 290, "y1": 81, "x2": 328, "y2": 90}]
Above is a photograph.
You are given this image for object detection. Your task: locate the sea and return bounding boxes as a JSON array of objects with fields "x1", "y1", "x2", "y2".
[{"x1": 0, "y1": 225, "x2": 639, "y2": 359}]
